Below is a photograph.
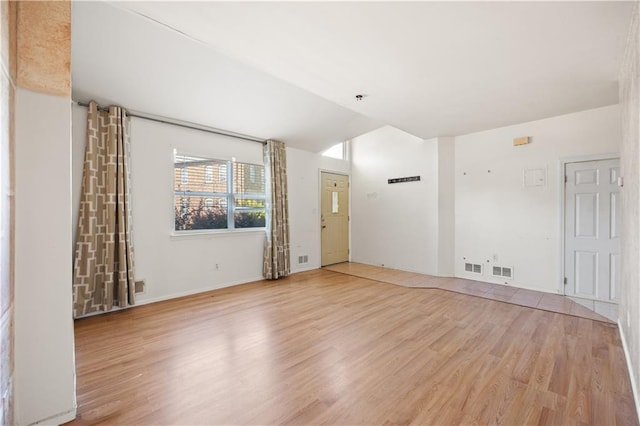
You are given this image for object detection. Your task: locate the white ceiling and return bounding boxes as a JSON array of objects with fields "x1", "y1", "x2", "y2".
[
  {"x1": 72, "y1": 2, "x2": 382, "y2": 152},
  {"x1": 72, "y1": 1, "x2": 634, "y2": 152}
]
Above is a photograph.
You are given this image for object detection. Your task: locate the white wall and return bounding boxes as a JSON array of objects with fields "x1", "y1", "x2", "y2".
[
  {"x1": 287, "y1": 147, "x2": 350, "y2": 272},
  {"x1": 72, "y1": 105, "x2": 348, "y2": 305},
  {"x1": 438, "y1": 137, "x2": 455, "y2": 276},
  {"x1": 619, "y1": 2, "x2": 640, "y2": 415},
  {"x1": 455, "y1": 105, "x2": 621, "y2": 293},
  {"x1": 15, "y1": 89, "x2": 76, "y2": 425},
  {"x1": 350, "y1": 126, "x2": 441, "y2": 275}
]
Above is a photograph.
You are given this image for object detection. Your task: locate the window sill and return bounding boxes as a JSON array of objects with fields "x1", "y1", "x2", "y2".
[{"x1": 170, "y1": 228, "x2": 266, "y2": 239}]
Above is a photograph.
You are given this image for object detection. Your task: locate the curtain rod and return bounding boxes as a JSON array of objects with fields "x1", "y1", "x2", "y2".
[{"x1": 74, "y1": 101, "x2": 266, "y2": 145}]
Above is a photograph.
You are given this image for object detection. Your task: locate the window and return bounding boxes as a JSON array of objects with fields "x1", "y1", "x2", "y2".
[
  {"x1": 174, "y1": 152, "x2": 266, "y2": 231},
  {"x1": 322, "y1": 141, "x2": 348, "y2": 160}
]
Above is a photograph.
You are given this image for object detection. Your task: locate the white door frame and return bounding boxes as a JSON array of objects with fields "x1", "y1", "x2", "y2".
[
  {"x1": 558, "y1": 152, "x2": 620, "y2": 295},
  {"x1": 318, "y1": 169, "x2": 351, "y2": 265}
]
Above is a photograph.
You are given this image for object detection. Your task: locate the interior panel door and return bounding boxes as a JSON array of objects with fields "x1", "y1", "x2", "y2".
[{"x1": 564, "y1": 158, "x2": 620, "y2": 302}]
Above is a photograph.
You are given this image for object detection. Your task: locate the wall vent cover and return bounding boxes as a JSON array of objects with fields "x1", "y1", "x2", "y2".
[
  {"x1": 464, "y1": 262, "x2": 483, "y2": 275},
  {"x1": 134, "y1": 280, "x2": 146, "y2": 293},
  {"x1": 298, "y1": 255, "x2": 309, "y2": 265},
  {"x1": 492, "y1": 266, "x2": 513, "y2": 279}
]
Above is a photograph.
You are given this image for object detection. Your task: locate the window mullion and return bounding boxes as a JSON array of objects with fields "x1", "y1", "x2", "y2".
[{"x1": 227, "y1": 160, "x2": 234, "y2": 229}]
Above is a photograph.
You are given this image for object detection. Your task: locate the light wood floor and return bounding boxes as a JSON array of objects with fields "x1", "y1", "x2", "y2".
[
  {"x1": 324, "y1": 262, "x2": 613, "y2": 323},
  {"x1": 67, "y1": 269, "x2": 638, "y2": 425}
]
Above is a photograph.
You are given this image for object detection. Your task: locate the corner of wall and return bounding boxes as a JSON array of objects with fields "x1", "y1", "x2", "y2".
[
  {"x1": 436, "y1": 137, "x2": 455, "y2": 276},
  {"x1": 13, "y1": 1, "x2": 77, "y2": 424},
  {"x1": 0, "y1": 1, "x2": 17, "y2": 424},
  {"x1": 619, "y1": 0, "x2": 640, "y2": 419}
]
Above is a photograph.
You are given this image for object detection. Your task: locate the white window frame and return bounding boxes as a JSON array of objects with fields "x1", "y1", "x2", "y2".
[{"x1": 173, "y1": 152, "x2": 266, "y2": 234}]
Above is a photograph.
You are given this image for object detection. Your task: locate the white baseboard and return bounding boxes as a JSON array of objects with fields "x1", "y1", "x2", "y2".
[
  {"x1": 291, "y1": 264, "x2": 320, "y2": 274},
  {"x1": 618, "y1": 320, "x2": 640, "y2": 422},
  {"x1": 136, "y1": 276, "x2": 265, "y2": 306},
  {"x1": 139, "y1": 269, "x2": 325, "y2": 306},
  {"x1": 31, "y1": 407, "x2": 76, "y2": 426},
  {"x1": 76, "y1": 269, "x2": 327, "y2": 320},
  {"x1": 348, "y1": 259, "x2": 439, "y2": 277}
]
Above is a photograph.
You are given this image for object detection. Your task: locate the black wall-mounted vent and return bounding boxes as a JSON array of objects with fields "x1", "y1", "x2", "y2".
[{"x1": 388, "y1": 176, "x2": 421, "y2": 184}]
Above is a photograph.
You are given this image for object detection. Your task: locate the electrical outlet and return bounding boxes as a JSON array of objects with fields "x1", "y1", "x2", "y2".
[{"x1": 215, "y1": 263, "x2": 219, "y2": 271}]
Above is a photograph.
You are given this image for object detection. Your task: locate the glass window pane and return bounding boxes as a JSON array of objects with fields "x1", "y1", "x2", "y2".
[
  {"x1": 174, "y1": 196, "x2": 228, "y2": 230},
  {"x1": 322, "y1": 142, "x2": 344, "y2": 160},
  {"x1": 174, "y1": 155, "x2": 228, "y2": 194},
  {"x1": 234, "y1": 211, "x2": 266, "y2": 228},
  {"x1": 233, "y1": 162, "x2": 265, "y2": 194}
]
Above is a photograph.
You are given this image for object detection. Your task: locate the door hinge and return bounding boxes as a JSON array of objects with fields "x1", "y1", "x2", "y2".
[
  {"x1": 563, "y1": 277, "x2": 568, "y2": 285},
  {"x1": 564, "y1": 175, "x2": 568, "y2": 183}
]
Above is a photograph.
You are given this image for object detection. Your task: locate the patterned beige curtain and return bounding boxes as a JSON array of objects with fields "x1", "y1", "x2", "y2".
[
  {"x1": 73, "y1": 101, "x2": 135, "y2": 318},
  {"x1": 263, "y1": 140, "x2": 290, "y2": 279}
]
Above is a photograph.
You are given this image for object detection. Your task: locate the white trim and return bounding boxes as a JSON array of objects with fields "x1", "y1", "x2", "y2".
[
  {"x1": 30, "y1": 407, "x2": 76, "y2": 426},
  {"x1": 76, "y1": 275, "x2": 266, "y2": 319},
  {"x1": 567, "y1": 294, "x2": 619, "y2": 305},
  {"x1": 170, "y1": 228, "x2": 265, "y2": 239},
  {"x1": 558, "y1": 153, "x2": 620, "y2": 296},
  {"x1": 318, "y1": 169, "x2": 351, "y2": 266},
  {"x1": 291, "y1": 264, "x2": 320, "y2": 274},
  {"x1": 452, "y1": 271, "x2": 559, "y2": 294},
  {"x1": 352, "y1": 259, "x2": 450, "y2": 279},
  {"x1": 618, "y1": 320, "x2": 640, "y2": 423},
  {"x1": 76, "y1": 268, "x2": 326, "y2": 319},
  {"x1": 557, "y1": 158, "x2": 566, "y2": 295},
  {"x1": 135, "y1": 276, "x2": 265, "y2": 306}
]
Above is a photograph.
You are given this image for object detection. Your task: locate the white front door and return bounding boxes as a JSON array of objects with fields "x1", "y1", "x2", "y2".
[{"x1": 564, "y1": 158, "x2": 620, "y2": 302}]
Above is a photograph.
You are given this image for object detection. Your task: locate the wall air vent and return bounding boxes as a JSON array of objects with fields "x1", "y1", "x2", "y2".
[
  {"x1": 134, "y1": 280, "x2": 146, "y2": 294},
  {"x1": 492, "y1": 266, "x2": 513, "y2": 279},
  {"x1": 298, "y1": 255, "x2": 309, "y2": 265},
  {"x1": 464, "y1": 262, "x2": 483, "y2": 275}
]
